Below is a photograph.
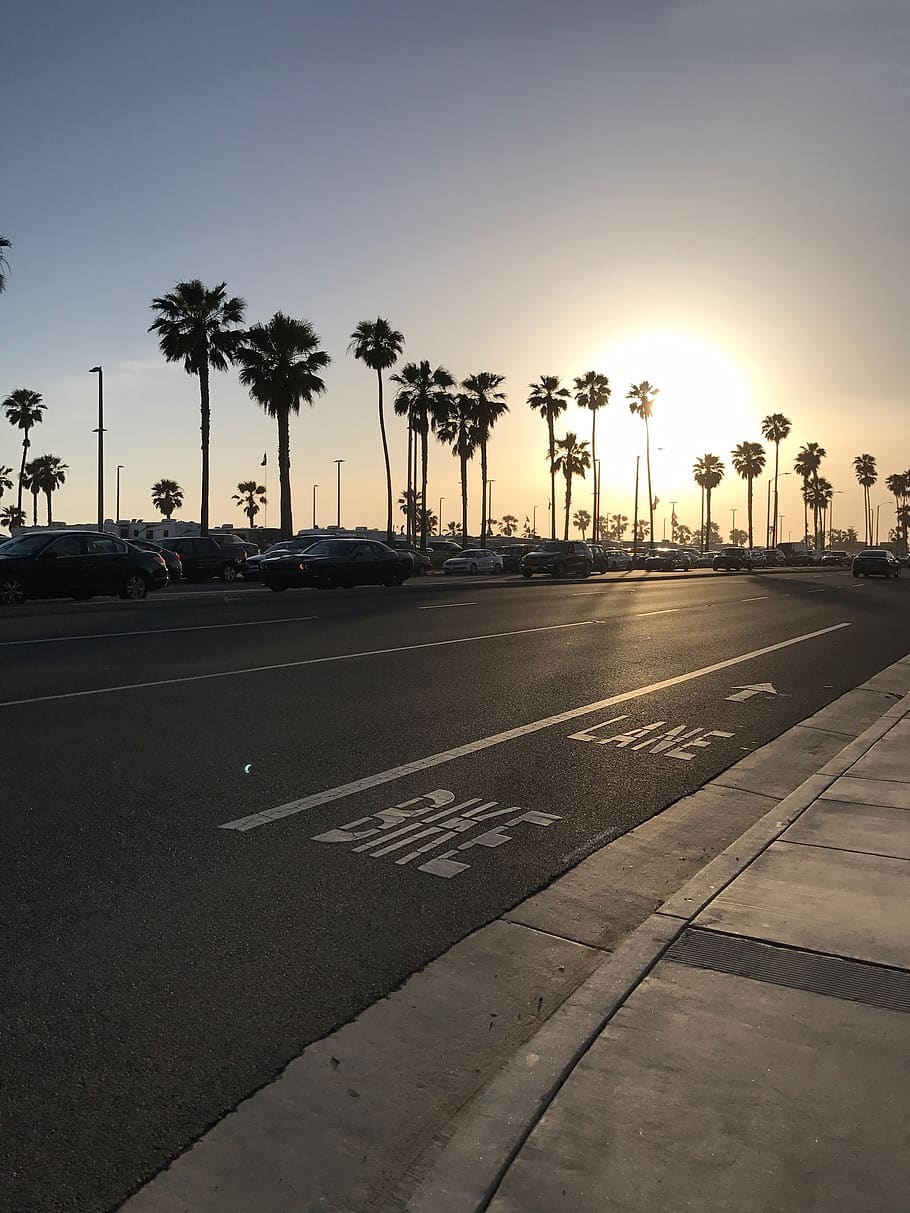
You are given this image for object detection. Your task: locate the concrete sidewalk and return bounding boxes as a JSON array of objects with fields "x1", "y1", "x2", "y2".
[{"x1": 411, "y1": 676, "x2": 910, "y2": 1212}]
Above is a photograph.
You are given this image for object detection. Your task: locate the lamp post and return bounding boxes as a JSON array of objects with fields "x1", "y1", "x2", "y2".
[
  {"x1": 532, "y1": 504, "x2": 538, "y2": 536},
  {"x1": 312, "y1": 483, "x2": 318, "y2": 530},
  {"x1": 438, "y1": 497, "x2": 444, "y2": 536},
  {"x1": 594, "y1": 459, "x2": 601, "y2": 541},
  {"x1": 731, "y1": 507, "x2": 737, "y2": 543},
  {"x1": 767, "y1": 472, "x2": 792, "y2": 546},
  {"x1": 632, "y1": 455, "x2": 640, "y2": 557},
  {"x1": 487, "y1": 480, "x2": 495, "y2": 542},
  {"x1": 333, "y1": 459, "x2": 344, "y2": 528},
  {"x1": 89, "y1": 366, "x2": 104, "y2": 527},
  {"x1": 874, "y1": 501, "x2": 888, "y2": 544},
  {"x1": 116, "y1": 465, "x2": 124, "y2": 523}
]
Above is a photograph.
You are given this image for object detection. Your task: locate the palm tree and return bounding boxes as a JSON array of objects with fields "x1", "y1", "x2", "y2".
[
  {"x1": 573, "y1": 372, "x2": 610, "y2": 540},
  {"x1": 552, "y1": 432, "x2": 591, "y2": 540},
  {"x1": 236, "y1": 312, "x2": 330, "y2": 539},
  {"x1": 445, "y1": 520, "x2": 459, "y2": 537},
  {"x1": 527, "y1": 376, "x2": 571, "y2": 539},
  {"x1": 3, "y1": 388, "x2": 46, "y2": 516},
  {"x1": 806, "y1": 477, "x2": 833, "y2": 545},
  {"x1": 233, "y1": 480, "x2": 267, "y2": 527},
  {"x1": 500, "y1": 513, "x2": 518, "y2": 537},
  {"x1": 731, "y1": 441, "x2": 766, "y2": 548},
  {"x1": 853, "y1": 454, "x2": 877, "y2": 545},
  {"x1": 392, "y1": 361, "x2": 454, "y2": 548},
  {"x1": 436, "y1": 393, "x2": 478, "y2": 546},
  {"x1": 627, "y1": 381, "x2": 660, "y2": 545},
  {"x1": 461, "y1": 372, "x2": 508, "y2": 545},
  {"x1": 793, "y1": 442, "x2": 825, "y2": 547},
  {"x1": 0, "y1": 504, "x2": 26, "y2": 530},
  {"x1": 149, "y1": 280, "x2": 245, "y2": 534},
  {"x1": 760, "y1": 414, "x2": 792, "y2": 546},
  {"x1": 693, "y1": 454, "x2": 725, "y2": 554},
  {"x1": 885, "y1": 471, "x2": 910, "y2": 556},
  {"x1": 20, "y1": 459, "x2": 41, "y2": 525},
  {"x1": 609, "y1": 513, "x2": 628, "y2": 540},
  {"x1": 573, "y1": 508, "x2": 591, "y2": 539},
  {"x1": 348, "y1": 318, "x2": 405, "y2": 542},
  {"x1": 0, "y1": 235, "x2": 10, "y2": 293},
  {"x1": 151, "y1": 478, "x2": 184, "y2": 520},
  {"x1": 0, "y1": 465, "x2": 13, "y2": 501},
  {"x1": 32, "y1": 454, "x2": 67, "y2": 525}
]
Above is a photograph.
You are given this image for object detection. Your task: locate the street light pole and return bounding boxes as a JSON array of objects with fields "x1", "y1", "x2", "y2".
[
  {"x1": 438, "y1": 497, "x2": 444, "y2": 536},
  {"x1": 594, "y1": 459, "x2": 601, "y2": 541},
  {"x1": 89, "y1": 366, "x2": 104, "y2": 528},
  {"x1": 875, "y1": 501, "x2": 888, "y2": 544},
  {"x1": 632, "y1": 456, "x2": 640, "y2": 557},
  {"x1": 116, "y1": 465, "x2": 124, "y2": 523},
  {"x1": 731, "y1": 507, "x2": 737, "y2": 543},
  {"x1": 312, "y1": 483, "x2": 318, "y2": 530},
  {"x1": 766, "y1": 478, "x2": 772, "y2": 547},
  {"x1": 828, "y1": 490, "x2": 844, "y2": 548},
  {"x1": 333, "y1": 459, "x2": 345, "y2": 528},
  {"x1": 487, "y1": 480, "x2": 495, "y2": 541}
]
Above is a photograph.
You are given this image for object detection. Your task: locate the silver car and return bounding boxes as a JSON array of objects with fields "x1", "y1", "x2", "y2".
[{"x1": 442, "y1": 548, "x2": 503, "y2": 575}]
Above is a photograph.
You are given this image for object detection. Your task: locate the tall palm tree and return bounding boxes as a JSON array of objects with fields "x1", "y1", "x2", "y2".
[
  {"x1": 552, "y1": 432, "x2": 591, "y2": 540},
  {"x1": 527, "y1": 376, "x2": 571, "y2": 540},
  {"x1": 349, "y1": 318, "x2": 405, "y2": 542},
  {"x1": 0, "y1": 235, "x2": 10, "y2": 293},
  {"x1": 20, "y1": 458, "x2": 42, "y2": 525},
  {"x1": 853, "y1": 454, "x2": 877, "y2": 545},
  {"x1": 233, "y1": 480, "x2": 267, "y2": 527},
  {"x1": 693, "y1": 454, "x2": 725, "y2": 554},
  {"x1": 392, "y1": 361, "x2": 454, "y2": 549},
  {"x1": 151, "y1": 478, "x2": 184, "y2": 520},
  {"x1": 500, "y1": 513, "x2": 518, "y2": 537},
  {"x1": 885, "y1": 471, "x2": 910, "y2": 555},
  {"x1": 32, "y1": 454, "x2": 67, "y2": 525},
  {"x1": 793, "y1": 442, "x2": 825, "y2": 547},
  {"x1": 806, "y1": 477, "x2": 833, "y2": 546},
  {"x1": 731, "y1": 441, "x2": 767, "y2": 549},
  {"x1": 627, "y1": 381, "x2": 660, "y2": 545},
  {"x1": 573, "y1": 371, "x2": 610, "y2": 540},
  {"x1": 461, "y1": 372, "x2": 508, "y2": 545},
  {"x1": 149, "y1": 280, "x2": 245, "y2": 535},
  {"x1": 573, "y1": 509, "x2": 591, "y2": 540},
  {"x1": 236, "y1": 312, "x2": 330, "y2": 539},
  {"x1": 760, "y1": 413, "x2": 792, "y2": 546},
  {"x1": 1, "y1": 504, "x2": 26, "y2": 530},
  {"x1": 0, "y1": 465, "x2": 13, "y2": 501},
  {"x1": 2, "y1": 388, "x2": 46, "y2": 516},
  {"x1": 436, "y1": 393, "x2": 478, "y2": 546}
]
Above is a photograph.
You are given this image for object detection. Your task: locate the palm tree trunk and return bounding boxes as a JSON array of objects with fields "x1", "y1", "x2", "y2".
[
  {"x1": 802, "y1": 476, "x2": 809, "y2": 544},
  {"x1": 404, "y1": 421, "x2": 413, "y2": 544},
  {"x1": 747, "y1": 476, "x2": 754, "y2": 548},
  {"x1": 480, "y1": 436, "x2": 488, "y2": 546},
  {"x1": 591, "y1": 411, "x2": 597, "y2": 542},
  {"x1": 460, "y1": 446, "x2": 468, "y2": 547},
  {"x1": 45, "y1": 490, "x2": 52, "y2": 526},
  {"x1": 412, "y1": 431, "x2": 420, "y2": 543},
  {"x1": 700, "y1": 486, "x2": 705, "y2": 553},
  {"x1": 377, "y1": 368, "x2": 393, "y2": 543},
  {"x1": 31, "y1": 489, "x2": 38, "y2": 526},
  {"x1": 563, "y1": 471, "x2": 571, "y2": 541},
  {"x1": 772, "y1": 441, "x2": 780, "y2": 546},
  {"x1": 644, "y1": 418, "x2": 654, "y2": 546},
  {"x1": 17, "y1": 431, "x2": 29, "y2": 516},
  {"x1": 548, "y1": 410, "x2": 556, "y2": 540},
  {"x1": 277, "y1": 407, "x2": 292, "y2": 538},
  {"x1": 420, "y1": 426, "x2": 429, "y2": 550},
  {"x1": 199, "y1": 364, "x2": 211, "y2": 536},
  {"x1": 705, "y1": 487, "x2": 711, "y2": 554}
]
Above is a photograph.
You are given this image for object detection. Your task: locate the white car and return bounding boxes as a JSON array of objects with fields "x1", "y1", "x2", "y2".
[
  {"x1": 602, "y1": 548, "x2": 632, "y2": 571},
  {"x1": 442, "y1": 548, "x2": 503, "y2": 575}
]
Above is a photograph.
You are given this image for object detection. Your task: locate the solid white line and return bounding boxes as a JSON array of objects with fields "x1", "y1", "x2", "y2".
[
  {"x1": 219, "y1": 621, "x2": 851, "y2": 831},
  {"x1": 635, "y1": 608, "x2": 679, "y2": 617},
  {"x1": 417, "y1": 602, "x2": 477, "y2": 610},
  {"x1": 0, "y1": 620, "x2": 594, "y2": 709},
  {"x1": 0, "y1": 616, "x2": 319, "y2": 647},
  {"x1": 741, "y1": 596, "x2": 769, "y2": 602}
]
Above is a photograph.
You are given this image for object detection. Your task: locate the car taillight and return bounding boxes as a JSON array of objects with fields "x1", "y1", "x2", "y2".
[
  {"x1": 154, "y1": 554, "x2": 166, "y2": 566},
  {"x1": 298, "y1": 562, "x2": 307, "y2": 570}
]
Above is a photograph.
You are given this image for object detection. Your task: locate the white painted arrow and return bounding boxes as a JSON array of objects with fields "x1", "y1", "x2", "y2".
[{"x1": 726, "y1": 683, "x2": 778, "y2": 702}]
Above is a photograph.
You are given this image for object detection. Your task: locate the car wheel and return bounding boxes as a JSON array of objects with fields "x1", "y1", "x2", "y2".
[
  {"x1": 0, "y1": 576, "x2": 27, "y2": 605},
  {"x1": 221, "y1": 563, "x2": 238, "y2": 583},
  {"x1": 385, "y1": 569, "x2": 405, "y2": 587},
  {"x1": 316, "y1": 569, "x2": 339, "y2": 590},
  {"x1": 469, "y1": 563, "x2": 478, "y2": 575},
  {"x1": 268, "y1": 584, "x2": 287, "y2": 592},
  {"x1": 582, "y1": 562, "x2": 591, "y2": 578},
  {"x1": 119, "y1": 572, "x2": 149, "y2": 600},
  {"x1": 522, "y1": 571, "x2": 533, "y2": 579}
]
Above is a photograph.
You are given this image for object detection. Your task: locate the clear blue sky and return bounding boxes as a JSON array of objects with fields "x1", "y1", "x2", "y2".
[{"x1": 3, "y1": 0, "x2": 908, "y2": 538}]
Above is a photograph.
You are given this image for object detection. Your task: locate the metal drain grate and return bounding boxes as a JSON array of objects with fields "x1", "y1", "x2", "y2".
[{"x1": 666, "y1": 928, "x2": 910, "y2": 1014}]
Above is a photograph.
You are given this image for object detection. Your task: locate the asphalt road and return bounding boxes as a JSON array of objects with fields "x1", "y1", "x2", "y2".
[{"x1": 3, "y1": 567, "x2": 910, "y2": 1212}]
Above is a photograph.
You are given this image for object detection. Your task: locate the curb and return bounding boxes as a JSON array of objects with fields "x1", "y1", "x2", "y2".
[{"x1": 406, "y1": 681, "x2": 910, "y2": 1213}]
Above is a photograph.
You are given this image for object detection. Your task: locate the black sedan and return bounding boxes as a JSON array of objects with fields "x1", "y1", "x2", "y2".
[
  {"x1": 260, "y1": 538, "x2": 413, "y2": 591},
  {"x1": 128, "y1": 538, "x2": 182, "y2": 583},
  {"x1": 644, "y1": 547, "x2": 691, "y2": 572},
  {"x1": 0, "y1": 530, "x2": 168, "y2": 604},
  {"x1": 852, "y1": 549, "x2": 902, "y2": 578},
  {"x1": 713, "y1": 546, "x2": 754, "y2": 572},
  {"x1": 520, "y1": 541, "x2": 592, "y2": 579}
]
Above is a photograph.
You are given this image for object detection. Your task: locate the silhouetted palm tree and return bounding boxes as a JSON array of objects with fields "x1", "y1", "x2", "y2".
[
  {"x1": 500, "y1": 513, "x2": 518, "y2": 537},
  {"x1": 0, "y1": 504, "x2": 26, "y2": 530},
  {"x1": 731, "y1": 441, "x2": 766, "y2": 549},
  {"x1": 627, "y1": 381, "x2": 660, "y2": 545},
  {"x1": 151, "y1": 478, "x2": 183, "y2": 520},
  {"x1": 693, "y1": 454, "x2": 725, "y2": 554},
  {"x1": 760, "y1": 413, "x2": 792, "y2": 546},
  {"x1": 885, "y1": 471, "x2": 910, "y2": 555},
  {"x1": 349, "y1": 318, "x2": 404, "y2": 542},
  {"x1": 609, "y1": 513, "x2": 628, "y2": 540},
  {"x1": 32, "y1": 454, "x2": 67, "y2": 525},
  {"x1": 527, "y1": 376, "x2": 570, "y2": 539},
  {"x1": 392, "y1": 361, "x2": 454, "y2": 548},
  {"x1": 574, "y1": 372, "x2": 610, "y2": 540},
  {"x1": 806, "y1": 477, "x2": 833, "y2": 546},
  {"x1": 233, "y1": 480, "x2": 268, "y2": 527},
  {"x1": 793, "y1": 442, "x2": 825, "y2": 547},
  {"x1": 0, "y1": 235, "x2": 10, "y2": 293},
  {"x1": 552, "y1": 432, "x2": 591, "y2": 541},
  {"x1": 436, "y1": 394, "x2": 478, "y2": 546},
  {"x1": 0, "y1": 465, "x2": 13, "y2": 501},
  {"x1": 20, "y1": 459, "x2": 41, "y2": 525},
  {"x1": 3, "y1": 388, "x2": 46, "y2": 516},
  {"x1": 462, "y1": 372, "x2": 507, "y2": 545},
  {"x1": 237, "y1": 312, "x2": 330, "y2": 538},
  {"x1": 149, "y1": 280, "x2": 245, "y2": 534},
  {"x1": 853, "y1": 454, "x2": 877, "y2": 545},
  {"x1": 573, "y1": 509, "x2": 591, "y2": 539}
]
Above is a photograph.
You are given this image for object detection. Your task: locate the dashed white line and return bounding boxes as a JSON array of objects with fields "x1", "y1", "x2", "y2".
[
  {"x1": 635, "y1": 608, "x2": 679, "y2": 617},
  {"x1": 0, "y1": 616, "x2": 319, "y2": 647},
  {"x1": 741, "y1": 596, "x2": 769, "y2": 602},
  {"x1": 418, "y1": 602, "x2": 477, "y2": 610}
]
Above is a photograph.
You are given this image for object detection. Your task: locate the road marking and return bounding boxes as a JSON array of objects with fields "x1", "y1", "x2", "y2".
[
  {"x1": 807, "y1": 589, "x2": 827, "y2": 593},
  {"x1": 0, "y1": 620, "x2": 594, "y2": 709},
  {"x1": 0, "y1": 616, "x2": 319, "y2": 647},
  {"x1": 741, "y1": 596, "x2": 768, "y2": 602},
  {"x1": 417, "y1": 602, "x2": 477, "y2": 610},
  {"x1": 219, "y1": 621, "x2": 851, "y2": 832},
  {"x1": 726, "y1": 682, "x2": 778, "y2": 701},
  {"x1": 635, "y1": 608, "x2": 679, "y2": 617},
  {"x1": 569, "y1": 716, "x2": 735, "y2": 761}
]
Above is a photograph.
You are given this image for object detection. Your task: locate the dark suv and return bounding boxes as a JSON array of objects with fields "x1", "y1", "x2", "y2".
[
  {"x1": 157, "y1": 535, "x2": 247, "y2": 582},
  {"x1": 0, "y1": 530, "x2": 168, "y2": 604},
  {"x1": 644, "y1": 548, "x2": 691, "y2": 572},
  {"x1": 520, "y1": 541, "x2": 592, "y2": 579},
  {"x1": 713, "y1": 546, "x2": 754, "y2": 572}
]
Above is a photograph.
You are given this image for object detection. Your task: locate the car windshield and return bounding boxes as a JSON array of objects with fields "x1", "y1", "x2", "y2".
[
  {"x1": 0, "y1": 533, "x2": 56, "y2": 556},
  {"x1": 536, "y1": 542, "x2": 565, "y2": 553},
  {"x1": 460, "y1": 550, "x2": 485, "y2": 557},
  {"x1": 303, "y1": 541, "x2": 359, "y2": 557},
  {"x1": 858, "y1": 550, "x2": 886, "y2": 557},
  {"x1": 721, "y1": 548, "x2": 740, "y2": 555}
]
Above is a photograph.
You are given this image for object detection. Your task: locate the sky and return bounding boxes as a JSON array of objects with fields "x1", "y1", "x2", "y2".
[{"x1": 2, "y1": 0, "x2": 908, "y2": 542}]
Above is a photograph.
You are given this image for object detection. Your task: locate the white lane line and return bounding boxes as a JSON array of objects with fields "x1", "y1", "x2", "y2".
[
  {"x1": 807, "y1": 589, "x2": 827, "y2": 594},
  {"x1": 220, "y1": 621, "x2": 851, "y2": 832},
  {"x1": 418, "y1": 602, "x2": 477, "y2": 610},
  {"x1": 635, "y1": 608, "x2": 679, "y2": 617},
  {"x1": 0, "y1": 620, "x2": 594, "y2": 709},
  {"x1": 0, "y1": 616, "x2": 319, "y2": 647},
  {"x1": 741, "y1": 596, "x2": 769, "y2": 602}
]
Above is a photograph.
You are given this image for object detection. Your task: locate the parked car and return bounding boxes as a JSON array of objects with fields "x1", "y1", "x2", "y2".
[
  {"x1": 128, "y1": 538, "x2": 182, "y2": 583},
  {"x1": 602, "y1": 547, "x2": 633, "y2": 571},
  {"x1": 498, "y1": 544, "x2": 532, "y2": 573},
  {"x1": 443, "y1": 548, "x2": 503, "y2": 575},
  {"x1": 585, "y1": 544, "x2": 609, "y2": 574},
  {"x1": 244, "y1": 540, "x2": 298, "y2": 579},
  {"x1": 713, "y1": 547, "x2": 754, "y2": 572},
  {"x1": 644, "y1": 547, "x2": 691, "y2": 572},
  {"x1": 157, "y1": 535, "x2": 247, "y2": 582},
  {"x1": 851, "y1": 549, "x2": 901, "y2": 578},
  {"x1": 677, "y1": 546, "x2": 703, "y2": 566},
  {"x1": 0, "y1": 530, "x2": 168, "y2": 604},
  {"x1": 761, "y1": 548, "x2": 786, "y2": 566},
  {"x1": 386, "y1": 540, "x2": 432, "y2": 575},
  {"x1": 819, "y1": 550, "x2": 850, "y2": 568},
  {"x1": 261, "y1": 538, "x2": 412, "y2": 591},
  {"x1": 747, "y1": 549, "x2": 767, "y2": 567},
  {"x1": 520, "y1": 541, "x2": 592, "y2": 579}
]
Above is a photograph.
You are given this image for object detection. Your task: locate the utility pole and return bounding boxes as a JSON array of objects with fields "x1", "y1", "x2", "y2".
[
  {"x1": 731, "y1": 507, "x2": 737, "y2": 544},
  {"x1": 89, "y1": 366, "x2": 104, "y2": 528},
  {"x1": 334, "y1": 459, "x2": 345, "y2": 527},
  {"x1": 632, "y1": 455, "x2": 640, "y2": 557}
]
